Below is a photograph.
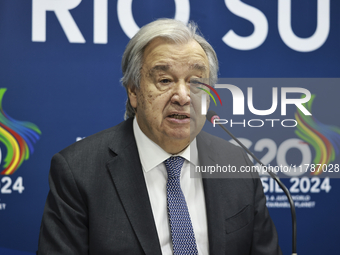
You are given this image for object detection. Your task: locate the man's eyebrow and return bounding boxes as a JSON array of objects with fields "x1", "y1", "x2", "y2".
[
  {"x1": 148, "y1": 65, "x2": 171, "y2": 76},
  {"x1": 189, "y1": 63, "x2": 208, "y2": 72}
]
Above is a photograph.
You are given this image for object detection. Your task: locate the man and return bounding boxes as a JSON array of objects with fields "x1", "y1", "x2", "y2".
[{"x1": 38, "y1": 19, "x2": 282, "y2": 254}]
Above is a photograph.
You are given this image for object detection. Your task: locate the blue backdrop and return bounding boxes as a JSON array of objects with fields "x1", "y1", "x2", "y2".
[{"x1": 1, "y1": 0, "x2": 339, "y2": 254}]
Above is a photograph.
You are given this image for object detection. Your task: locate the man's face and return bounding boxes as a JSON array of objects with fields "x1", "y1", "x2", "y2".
[{"x1": 128, "y1": 38, "x2": 210, "y2": 154}]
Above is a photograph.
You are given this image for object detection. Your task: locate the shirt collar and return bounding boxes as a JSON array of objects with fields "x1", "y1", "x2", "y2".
[{"x1": 133, "y1": 117, "x2": 198, "y2": 172}]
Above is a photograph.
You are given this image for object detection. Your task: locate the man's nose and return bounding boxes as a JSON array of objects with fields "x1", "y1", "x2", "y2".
[{"x1": 171, "y1": 80, "x2": 190, "y2": 106}]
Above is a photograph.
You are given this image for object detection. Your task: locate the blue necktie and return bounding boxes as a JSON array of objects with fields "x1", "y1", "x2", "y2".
[{"x1": 164, "y1": 156, "x2": 199, "y2": 255}]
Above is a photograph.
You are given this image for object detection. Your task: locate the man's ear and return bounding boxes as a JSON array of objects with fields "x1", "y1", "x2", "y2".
[
  {"x1": 206, "y1": 91, "x2": 210, "y2": 111},
  {"x1": 128, "y1": 85, "x2": 137, "y2": 108}
]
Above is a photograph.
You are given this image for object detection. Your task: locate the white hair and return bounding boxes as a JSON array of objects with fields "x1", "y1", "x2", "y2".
[{"x1": 121, "y1": 18, "x2": 219, "y2": 119}]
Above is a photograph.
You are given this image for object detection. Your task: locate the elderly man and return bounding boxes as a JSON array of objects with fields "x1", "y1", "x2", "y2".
[{"x1": 38, "y1": 19, "x2": 282, "y2": 254}]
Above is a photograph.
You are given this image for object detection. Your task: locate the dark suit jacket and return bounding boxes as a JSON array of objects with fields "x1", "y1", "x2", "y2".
[{"x1": 37, "y1": 118, "x2": 282, "y2": 254}]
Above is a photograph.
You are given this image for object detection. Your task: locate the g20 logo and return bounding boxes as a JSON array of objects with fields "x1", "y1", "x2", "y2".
[{"x1": 0, "y1": 88, "x2": 41, "y2": 175}]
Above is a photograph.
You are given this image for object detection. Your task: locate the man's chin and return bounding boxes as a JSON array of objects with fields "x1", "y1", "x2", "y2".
[
  {"x1": 164, "y1": 131, "x2": 190, "y2": 143},
  {"x1": 165, "y1": 136, "x2": 191, "y2": 154},
  {"x1": 167, "y1": 133, "x2": 190, "y2": 142}
]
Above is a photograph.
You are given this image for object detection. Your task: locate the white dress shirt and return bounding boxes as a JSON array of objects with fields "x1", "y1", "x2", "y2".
[{"x1": 133, "y1": 118, "x2": 209, "y2": 255}]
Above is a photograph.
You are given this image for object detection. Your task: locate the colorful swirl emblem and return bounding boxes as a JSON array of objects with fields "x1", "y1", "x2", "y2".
[
  {"x1": 295, "y1": 94, "x2": 340, "y2": 175},
  {"x1": 0, "y1": 88, "x2": 41, "y2": 175}
]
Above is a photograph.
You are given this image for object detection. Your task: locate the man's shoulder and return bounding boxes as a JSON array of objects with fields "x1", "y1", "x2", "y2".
[
  {"x1": 58, "y1": 118, "x2": 134, "y2": 162},
  {"x1": 198, "y1": 130, "x2": 241, "y2": 152},
  {"x1": 197, "y1": 130, "x2": 253, "y2": 172}
]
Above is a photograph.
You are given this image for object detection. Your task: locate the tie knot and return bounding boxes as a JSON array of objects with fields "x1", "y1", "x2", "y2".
[{"x1": 164, "y1": 156, "x2": 185, "y2": 179}]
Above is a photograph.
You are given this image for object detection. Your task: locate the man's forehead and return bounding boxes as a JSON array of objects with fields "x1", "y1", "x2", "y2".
[{"x1": 142, "y1": 38, "x2": 209, "y2": 72}]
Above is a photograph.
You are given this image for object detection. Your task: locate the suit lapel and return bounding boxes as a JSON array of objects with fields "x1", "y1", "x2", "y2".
[
  {"x1": 106, "y1": 119, "x2": 162, "y2": 255},
  {"x1": 106, "y1": 121, "x2": 228, "y2": 254},
  {"x1": 197, "y1": 132, "x2": 226, "y2": 254}
]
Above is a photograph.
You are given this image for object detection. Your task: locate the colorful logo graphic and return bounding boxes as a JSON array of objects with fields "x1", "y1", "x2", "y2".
[
  {"x1": 193, "y1": 81, "x2": 223, "y2": 106},
  {"x1": 295, "y1": 94, "x2": 340, "y2": 175},
  {"x1": 0, "y1": 88, "x2": 41, "y2": 175}
]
